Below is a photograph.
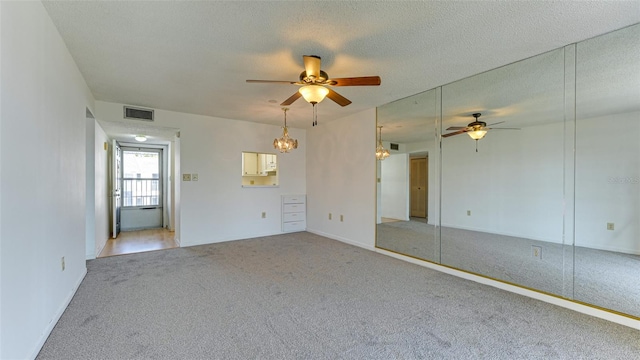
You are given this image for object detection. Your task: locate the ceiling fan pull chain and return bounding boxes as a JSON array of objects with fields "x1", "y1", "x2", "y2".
[
  {"x1": 312, "y1": 103, "x2": 318, "y2": 126},
  {"x1": 476, "y1": 140, "x2": 479, "y2": 152}
]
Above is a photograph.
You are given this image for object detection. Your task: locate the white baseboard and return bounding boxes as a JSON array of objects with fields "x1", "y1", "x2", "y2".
[
  {"x1": 306, "y1": 229, "x2": 376, "y2": 251},
  {"x1": 376, "y1": 248, "x2": 640, "y2": 330},
  {"x1": 28, "y1": 267, "x2": 87, "y2": 360}
]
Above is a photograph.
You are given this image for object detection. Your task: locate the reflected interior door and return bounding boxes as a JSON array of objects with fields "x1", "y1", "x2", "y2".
[
  {"x1": 410, "y1": 157, "x2": 427, "y2": 218},
  {"x1": 112, "y1": 140, "x2": 122, "y2": 238}
]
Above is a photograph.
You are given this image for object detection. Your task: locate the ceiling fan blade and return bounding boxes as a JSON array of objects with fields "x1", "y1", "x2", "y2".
[
  {"x1": 303, "y1": 55, "x2": 321, "y2": 80},
  {"x1": 246, "y1": 80, "x2": 299, "y2": 84},
  {"x1": 446, "y1": 126, "x2": 467, "y2": 130},
  {"x1": 327, "y1": 76, "x2": 381, "y2": 86},
  {"x1": 326, "y1": 88, "x2": 352, "y2": 107},
  {"x1": 485, "y1": 127, "x2": 521, "y2": 130},
  {"x1": 281, "y1": 91, "x2": 302, "y2": 106},
  {"x1": 487, "y1": 121, "x2": 505, "y2": 126},
  {"x1": 442, "y1": 129, "x2": 468, "y2": 138}
]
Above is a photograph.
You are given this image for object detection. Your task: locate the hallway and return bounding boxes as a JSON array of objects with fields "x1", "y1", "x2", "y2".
[{"x1": 98, "y1": 228, "x2": 177, "y2": 257}]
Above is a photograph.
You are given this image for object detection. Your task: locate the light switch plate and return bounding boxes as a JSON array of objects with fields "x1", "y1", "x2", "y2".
[
  {"x1": 192, "y1": 173, "x2": 199, "y2": 181},
  {"x1": 182, "y1": 174, "x2": 191, "y2": 181}
]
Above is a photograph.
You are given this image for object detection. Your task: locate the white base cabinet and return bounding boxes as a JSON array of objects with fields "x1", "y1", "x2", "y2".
[{"x1": 282, "y1": 195, "x2": 306, "y2": 232}]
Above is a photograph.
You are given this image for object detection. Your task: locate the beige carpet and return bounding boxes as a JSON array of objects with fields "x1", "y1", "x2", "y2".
[{"x1": 37, "y1": 232, "x2": 639, "y2": 359}]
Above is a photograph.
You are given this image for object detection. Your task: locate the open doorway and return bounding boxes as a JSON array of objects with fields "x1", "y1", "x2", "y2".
[
  {"x1": 410, "y1": 155, "x2": 428, "y2": 222},
  {"x1": 103, "y1": 142, "x2": 177, "y2": 257}
]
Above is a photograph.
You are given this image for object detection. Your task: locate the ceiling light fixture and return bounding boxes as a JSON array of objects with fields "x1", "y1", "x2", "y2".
[
  {"x1": 467, "y1": 129, "x2": 487, "y2": 140},
  {"x1": 273, "y1": 108, "x2": 298, "y2": 153},
  {"x1": 134, "y1": 135, "x2": 147, "y2": 142},
  {"x1": 376, "y1": 126, "x2": 390, "y2": 160},
  {"x1": 299, "y1": 85, "x2": 330, "y2": 127},
  {"x1": 298, "y1": 85, "x2": 329, "y2": 104}
]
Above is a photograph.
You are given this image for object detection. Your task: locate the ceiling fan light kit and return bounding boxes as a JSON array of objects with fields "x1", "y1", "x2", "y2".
[
  {"x1": 298, "y1": 85, "x2": 329, "y2": 104},
  {"x1": 247, "y1": 55, "x2": 381, "y2": 126},
  {"x1": 442, "y1": 112, "x2": 520, "y2": 152}
]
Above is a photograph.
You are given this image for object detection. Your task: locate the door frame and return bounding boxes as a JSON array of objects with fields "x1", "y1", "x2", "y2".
[{"x1": 117, "y1": 142, "x2": 171, "y2": 230}]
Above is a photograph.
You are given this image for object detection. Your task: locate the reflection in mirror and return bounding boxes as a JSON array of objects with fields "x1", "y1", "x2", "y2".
[
  {"x1": 241, "y1": 152, "x2": 278, "y2": 187},
  {"x1": 376, "y1": 89, "x2": 439, "y2": 263},
  {"x1": 440, "y1": 47, "x2": 570, "y2": 297},
  {"x1": 574, "y1": 24, "x2": 640, "y2": 317},
  {"x1": 375, "y1": 24, "x2": 640, "y2": 320}
]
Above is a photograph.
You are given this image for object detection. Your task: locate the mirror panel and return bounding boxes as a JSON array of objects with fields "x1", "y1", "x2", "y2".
[
  {"x1": 574, "y1": 24, "x2": 640, "y2": 317},
  {"x1": 440, "y1": 48, "x2": 569, "y2": 297},
  {"x1": 375, "y1": 24, "x2": 639, "y2": 319},
  {"x1": 241, "y1": 152, "x2": 278, "y2": 187},
  {"x1": 376, "y1": 89, "x2": 439, "y2": 263}
]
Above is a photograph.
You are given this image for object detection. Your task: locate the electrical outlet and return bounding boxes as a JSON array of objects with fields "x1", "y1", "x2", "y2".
[
  {"x1": 531, "y1": 246, "x2": 542, "y2": 260},
  {"x1": 329, "y1": 213, "x2": 332, "y2": 220},
  {"x1": 467, "y1": 210, "x2": 471, "y2": 216},
  {"x1": 340, "y1": 215, "x2": 344, "y2": 222},
  {"x1": 61, "y1": 256, "x2": 65, "y2": 271},
  {"x1": 182, "y1": 173, "x2": 191, "y2": 181},
  {"x1": 607, "y1": 222, "x2": 614, "y2": 231},
  {"x1": 192, "y1": 173, "x2": 199, "y2": 181},
  {"x1": 261, "y1": 212, "x2": 266, "y2": 218}
]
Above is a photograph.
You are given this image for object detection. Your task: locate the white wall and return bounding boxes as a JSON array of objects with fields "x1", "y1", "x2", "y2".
[
  {"x1": 306, "y1": 109, "x2": 376, "y2": 249},
  {"x1": 0, "y1": 2, "x2": 94, "y2": 359},
  {"x1": 96, "y1": 101, "x2": 306, "y2": 246},
  {"x1": 441, "y1": 121, "x2": 565, "y2": 243},
  {"x1": 575, "y1": 112, "x2": 640, "y2": 254},
  {"x1": 380, "y1": 153, "x2": 409, "y2": 221},
  {"x1": 95, "y1": 122, "x2": 110, "y2": 256}
]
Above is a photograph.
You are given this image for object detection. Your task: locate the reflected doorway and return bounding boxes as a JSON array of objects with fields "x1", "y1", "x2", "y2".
[{"x1": 410, "y1": 156, "x2": 428, "y2": 219}]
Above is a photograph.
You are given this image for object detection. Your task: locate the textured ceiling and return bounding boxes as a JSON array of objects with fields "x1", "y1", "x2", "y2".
[{"x1": 42, "y1": 1, "x2": 640, "y2": 139}]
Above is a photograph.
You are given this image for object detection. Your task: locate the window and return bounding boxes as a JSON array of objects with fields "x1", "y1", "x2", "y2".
[{"x1": 122, "y1": 149, "x2": 161, "y2": 207}]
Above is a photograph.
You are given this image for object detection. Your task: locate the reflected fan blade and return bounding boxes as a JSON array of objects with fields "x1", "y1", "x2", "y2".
[
  {"x1": 326, "y1": 88, "x2": 352, "y2": 107},
  {"x1": 487, "y1": 121, "x2": 505, "y2": 126},
  {"x1": 442, "y1": 129, "x2": 467, "y2": 138},
  {"x1": 281, "y1": 92, "x2": 302, "y2": 106},
  {"x1": 446, "y1": 126, "x2": 467, "y2": 130},
  {"x1": 303, "y1": 55, "x2": 321, "y2": 79},
  {"x1": 328, "y1": 76, "x2": 381, "y2": 86},
  {"x1": 246, "y1": 80, "x2": 298, "y2": 84},
  {"x1": 485, "y1": 127, "x2": 520, "y2": 130}
]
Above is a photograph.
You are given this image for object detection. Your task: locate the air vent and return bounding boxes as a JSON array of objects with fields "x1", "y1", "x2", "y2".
[
  {"x1": 390, "y1": 143, "x2": 399, "y2": 151},
  {"x1": 124, "y1": 106, "x2": 154, "y2": 121}
]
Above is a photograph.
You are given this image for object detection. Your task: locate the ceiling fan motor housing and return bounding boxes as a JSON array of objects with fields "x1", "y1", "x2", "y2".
[{"x1": 300, "y1": 70, "x2": 328, "y2": 84}]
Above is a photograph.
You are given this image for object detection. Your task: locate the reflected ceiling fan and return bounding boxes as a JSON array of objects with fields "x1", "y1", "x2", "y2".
[
  {"x1": 247, "y1": 55, "x2": 381, "y2": 125},
  {"x1": 442, "y1": 113, "x2": 519, "y2": 152}
]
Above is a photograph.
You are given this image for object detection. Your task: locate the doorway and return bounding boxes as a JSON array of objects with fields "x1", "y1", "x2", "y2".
[
  {"x1": 410, "y1": 156, "x2": 428, "y2": 219},
  {"x1": 120, "y1": 147, "x2": 164, "y2": 231}
]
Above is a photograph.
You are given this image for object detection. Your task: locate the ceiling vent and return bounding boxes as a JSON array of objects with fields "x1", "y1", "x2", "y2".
[
  {"x1": 390, "y1": 143, "x2": 399, "y2": 151},
  {"x1": 123, "y1": 106, "x2": 154, "y2": 121}
]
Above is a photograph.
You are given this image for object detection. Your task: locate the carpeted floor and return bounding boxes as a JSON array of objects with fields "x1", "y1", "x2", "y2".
[
  {"x1": 38, "y1": 232, "x2": 639, "y2": 359},
  {"x1": 377, "y1": 220, "x2": 640, "y2": 318}
]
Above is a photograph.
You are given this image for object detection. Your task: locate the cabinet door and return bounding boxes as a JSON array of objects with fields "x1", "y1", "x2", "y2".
[{"x1": 243, "y1": 153, "x2": 259, "y2": 175}]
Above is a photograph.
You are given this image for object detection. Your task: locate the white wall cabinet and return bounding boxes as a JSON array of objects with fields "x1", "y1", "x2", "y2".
[{"x1": 282, "y1": 195, "x2": 306, "y2": 232}]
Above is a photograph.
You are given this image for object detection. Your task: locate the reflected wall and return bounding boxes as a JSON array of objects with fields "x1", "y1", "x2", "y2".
[{"x1": 376, "y1": 24, "x2": 639, "y2": 319}]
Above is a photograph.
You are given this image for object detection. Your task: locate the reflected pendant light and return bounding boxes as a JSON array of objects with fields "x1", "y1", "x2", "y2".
[
  {"x1": 273, "y1": 107, "x2": 298, "y2": 153},
  {"x1": 376, "y1": 126, "x2": 390, "y2": 160}
]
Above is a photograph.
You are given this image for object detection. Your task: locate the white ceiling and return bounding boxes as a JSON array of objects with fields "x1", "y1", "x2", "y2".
[{"x1": 43, "y1": 1, "x2": 640, "y2": 137}]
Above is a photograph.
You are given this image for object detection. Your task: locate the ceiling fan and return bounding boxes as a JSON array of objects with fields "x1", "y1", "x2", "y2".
[
  {"x1": 442, "y1": 113, "x2": 519, "y2": 151},
  {"x1": 246, "y1": 55, "x2": 381, "y2": 125}
]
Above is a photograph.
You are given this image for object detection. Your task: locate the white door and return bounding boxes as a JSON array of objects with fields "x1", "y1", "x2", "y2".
[{"x1": 112, "y1": 140, "x2": 122, "y2": 238}]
